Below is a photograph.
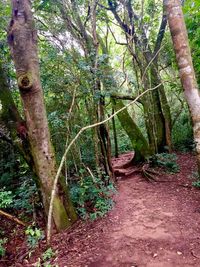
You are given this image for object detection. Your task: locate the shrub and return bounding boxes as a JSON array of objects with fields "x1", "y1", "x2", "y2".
[
  {"x1": 13, "y1": 178, "x2": 38, "y2": 213},
  {"x1": 0, "y1": 189, "x2": 13, "y2": 209},
  {"x1": 70, "y1": 173, "x2": 115, "y2": 220},
  {"x1": 25, "y1": 225, "x2": 44, "y2": 249},
  {"x1": 150, "y1": 153, "x2": 180, "y2": 173},
  {"x1": 172, "y1": 111, "x2": 194, "y2": 151},
  {"x1": 42, "y1": 248, "x2": 56, "y2": 262}
]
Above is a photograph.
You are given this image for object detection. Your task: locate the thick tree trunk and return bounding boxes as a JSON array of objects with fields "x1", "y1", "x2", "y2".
[
  {"x1": 8, "y1": 0, "x2": 77, "y2": 230},
  {"x1": 112, "y1": 99, "x2": 150, "y2": 162},
  {"x1": 164, "y1": 0, "x2": 200, "y2": 172}
]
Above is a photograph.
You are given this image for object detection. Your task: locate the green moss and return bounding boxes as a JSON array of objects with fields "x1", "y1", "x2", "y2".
[
  {"x1": 59, "y1": 176, "x2": 78, "y2": 223},
  {"x1": 113, "y1": 99, "x2": 150, "y2": 161},
  {"x1": 53, "y1": 197, "x2": 72, "y2": 230}
]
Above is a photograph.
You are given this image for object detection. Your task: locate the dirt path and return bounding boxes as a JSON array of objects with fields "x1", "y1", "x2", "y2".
[
  {"x1": 91, "y1": 153, "x2": 200, "y2": 267},
  {"x1": 12, "y1": 153, "x2": 200, "y2": 267}
]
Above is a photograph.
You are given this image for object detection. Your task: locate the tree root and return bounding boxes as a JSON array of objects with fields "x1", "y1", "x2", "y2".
[
  {"x1": 113, "y1": 161, "x2": 176, "y2": 183},
  {"x1": 142, "y1": 164, "x2": 159, "y2": 182}
]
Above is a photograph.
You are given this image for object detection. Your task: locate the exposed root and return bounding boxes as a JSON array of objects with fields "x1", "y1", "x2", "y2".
[
  {"x1": 113, "y1": 153, "x2": 174, "y2": 183},
  {"x1": 142, "y1": 164, "x2": 159, "y2": 182}
]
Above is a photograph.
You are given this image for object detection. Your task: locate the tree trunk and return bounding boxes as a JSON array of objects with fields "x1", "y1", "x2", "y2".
[
  {"x1": 8, "y1": 0, "x2": 77, "y2": 230},
  {"x1": 149, "y1": 65, "x2": 172, "y2": 152},
  {"x1": 112, "y1": 99, "x2": 150, "y2": 162},
  {"x1": 164, "y1": 0, "x2": 200, "y2": 172}
]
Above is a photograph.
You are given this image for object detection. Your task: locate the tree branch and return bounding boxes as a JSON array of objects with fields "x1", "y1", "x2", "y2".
[{"x1": 154, "y1": 6, "x2": 167, "y2": 56}]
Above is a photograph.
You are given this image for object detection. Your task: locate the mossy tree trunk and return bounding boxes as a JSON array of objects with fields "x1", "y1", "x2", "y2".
[
  {"x1": 8, "y1": 0, "x2": 77, "y2": 230},
  {"x1": 164, "y1": 0, "x2": 200, "y2": 172},
  {"x1": 112, "y1": 99, "x2": 150, "y2": 162},
  {"x1": 100, "y1": 40, "x2": 150, "y2": 162}
]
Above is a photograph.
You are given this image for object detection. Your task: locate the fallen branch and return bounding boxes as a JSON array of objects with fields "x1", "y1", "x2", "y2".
[
  {"x1": 0, "y1": 209, "x2": 27, "y2": 227},
  {"x1": 47, "y1": 82, "x2": 167, "y2": 244}
]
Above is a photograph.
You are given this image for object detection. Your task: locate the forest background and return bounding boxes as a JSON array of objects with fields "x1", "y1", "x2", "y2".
[{"x1": 0, "y1": 0, "x2": 200, "y2": 259}]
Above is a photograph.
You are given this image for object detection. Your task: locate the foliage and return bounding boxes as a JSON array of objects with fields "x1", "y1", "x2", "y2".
[
  {"x1": 25, "y1": 226, "x2": 44, "y2": 249},
  {"x1": 150, "y1": 153, "x2": 180, "y2": 173},
  {"x1": 0, "y1": 142, "x2": 39, "y2": 214},
  {"x1": 184, "y1": 0, "x2": 200, "y2": 85},
  {"x1": 192, "y1": 172, "x2": 200, "y2": 188},
  {"x1": 0, "y1": 238, "x2": 7, "y2": 257},
  {"x1": 0, "y1": 189, "x2": 13, "y2": 209},
  {"x1": 110, "y1": 118, "x2": 133, "y2": 155},
  {"x1": 0, "y1": 143, "x2": 19, "y2": 189},
  {"x1": 70, "y1": 173, "x2": 115, "y2": 220},
  {"x1": 0, "y1": 0, "x2": 199, "y2": 257},
  {"x1": 31, "y1": 248, "x2": 57, "y2": 267},
  {"x1": 13, "y1": 178, "x2": 38, "y2": 213},
  {"x1": 192, "y1": 180, "x2": 200, "y2": 188},
  {"x1": 172, "y1": 111, "x2": 194, "y2": 151},
  {"x1": 42, "y1": 248, "x2": 56, "y2": 262}
]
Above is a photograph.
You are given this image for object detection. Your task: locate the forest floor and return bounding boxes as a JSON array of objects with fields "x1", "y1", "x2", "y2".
[{"x1": 2, "y1": 152, "x2": 200, "y2": 267}]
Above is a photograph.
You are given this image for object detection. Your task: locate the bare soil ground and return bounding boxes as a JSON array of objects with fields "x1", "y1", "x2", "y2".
[{"x1": 2, "y1": 152, "x2": 200, "y2": 267}]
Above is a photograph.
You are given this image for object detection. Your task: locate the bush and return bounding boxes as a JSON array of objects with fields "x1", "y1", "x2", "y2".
[
  {"x1": 70, "y1": 173, "x2": 115, "y2": 220},
  {"x1": 150, "y1": 153, "x2": 180, "y2": 173},
  {"x1": 25, "y1": 225, "x2": 44, "y2": 249},
  {"x1": 172, "y1": 111, "x2": 194, "y2": 151},
  {"x1": 13, "y1": 178, "x2": 39, "y2": 213},
  {"x1": 42, "y1": 248, "x2": 56, "y2": 262},
  {"x1": 0, "y1": 189, "x2": 13, "y2": 209}
]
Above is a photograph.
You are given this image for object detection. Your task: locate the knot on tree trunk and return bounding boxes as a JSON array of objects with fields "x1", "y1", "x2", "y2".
[{"x1": 18, "y1": 73, "x2": 33, "y2": 91}]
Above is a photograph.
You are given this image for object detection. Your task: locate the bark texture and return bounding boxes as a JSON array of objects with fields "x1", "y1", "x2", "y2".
[
  {"x1": 164, "y1": 0, "x2": 200, "y2": 172},
  {"x1": 8, "y1": 0, "x2": 77, "y2": 230},
  {"x1": 112, "y1": 99, "x2": 150, "y2": 162}
]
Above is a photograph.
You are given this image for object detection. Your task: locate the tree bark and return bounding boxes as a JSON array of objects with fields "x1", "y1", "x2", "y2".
[
  {"x1": 164, "y1": 0, "x2": 200, "y2": 172},
  {"x1": 8, "y1": 0, "x2": 77, "y2": 230},
  {"x1": 112, "y1": 99, "x2": 150, "y2": 162}
]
